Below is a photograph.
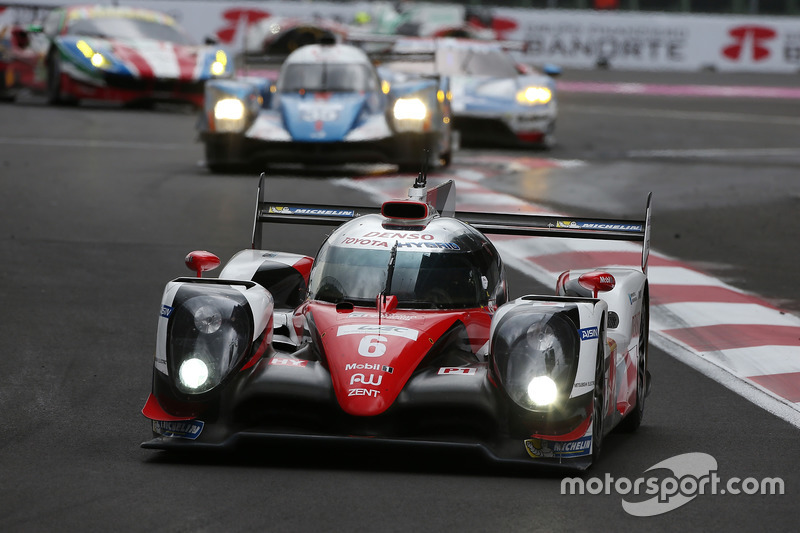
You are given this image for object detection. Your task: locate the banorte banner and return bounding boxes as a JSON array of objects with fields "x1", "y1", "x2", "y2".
[
  {"x1": 5, "y1": 1, "x2": 799, "y2": 72},
  {"x1": 494, "y1": 9, "x2": 800, "y2": 72}
]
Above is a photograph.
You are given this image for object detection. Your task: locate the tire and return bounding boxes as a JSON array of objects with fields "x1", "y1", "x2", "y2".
[
  {"x1": 204, "y1": 139, "x2": 242, "y2": 174},
  {"x1": 46, "y1": 52, "x2": 76, "y2": 106},
  {"x1": 618, "y1": 286, "x2": 650, "y2": 432},
  {"x1": 591, "y1": 331, "x2": 606, "y2": 463},
  {"x1": 540, "y1": 120, "x2": 556, "y2": 150}
]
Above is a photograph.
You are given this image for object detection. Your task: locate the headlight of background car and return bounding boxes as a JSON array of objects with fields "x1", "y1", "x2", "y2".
[
  {"x1": 491, "y1": 310, "x2": 579, "y2": 410},
  {"x1": 76, "y1": 39, "x2": 111, "y2": 70},
  {"x1": 213, "y1": 97, "x2": 247, "y2": 132},
  {"x1": 516, "y1": 86, "x2": 552, "y2": 105},
  {"x1": 210, "y1": 49, "x2": 228, "y2": 77},
  {"x1": 167, "y1": 285, "x2": 253, "y2": 395},
  {"x1": 392, "y1": 96, "x2": 429, "y2": 132}
]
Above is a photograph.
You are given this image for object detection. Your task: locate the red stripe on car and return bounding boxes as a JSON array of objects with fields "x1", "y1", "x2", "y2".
[
  {"x1": 173, "y1": 44, "x2": 196, "y2": 80},
  {"x1": 113, "y1": 43, "x2": 154, "y2": 78}
]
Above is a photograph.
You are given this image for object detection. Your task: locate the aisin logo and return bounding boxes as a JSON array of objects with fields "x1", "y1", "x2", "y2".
[{"x1": 722, "y1": 25, "x2": 776, "y2": 62}]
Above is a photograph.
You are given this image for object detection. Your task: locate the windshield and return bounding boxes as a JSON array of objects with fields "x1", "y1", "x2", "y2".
[
  {"x1": 436, "y1": 47, "x2": 519, "y2": 77},
  {"x1": 67, "y1": 16, "x2": 192, "y2": 45},
  {"x1": 280, "y1": 63, "x2": 377, "y2": 92},
  {"x1": 308, "y1": 245, "x2": 485, "y2": 309}
]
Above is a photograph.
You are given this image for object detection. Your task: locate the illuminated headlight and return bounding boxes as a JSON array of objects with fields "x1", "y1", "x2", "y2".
[
  {"x1": 528, "y1": 376, "x2": 558, "y2": 406},
  {"x1": 77, "y1": 40, "x2": 111, "y2": 69},
  {"x1": 516, "y1": 86, "x2": 552, "y2": 104},
  {"x1": 179, "y1": 358, "x2": 209, "y2": 390},
  {"x1": 214, "y1": 98, "x2": 245, "y2": 121},
  {"x1": 167, "y1": 287, "x2": 253, "y2": 395},
  {"x1": 393, "y1": 97, "x2": 427, "y2": 120},
  {"x1": 210, "y1": 61, "x2": 225, "y2": 76},
  {"x1": 90, "y1": 52, "x2": 108, "y2": 68},
  {"x1": 210, "y1": 50, "x2": 227, "y2": 76},
  {"x1": 491, "y1": 310, "x2": 579, "y2": 411}
]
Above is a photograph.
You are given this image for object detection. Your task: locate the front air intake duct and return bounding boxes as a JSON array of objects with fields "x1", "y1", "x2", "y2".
[{"x1": 381, "y1": 200, "x2": 429, "y2": 221}]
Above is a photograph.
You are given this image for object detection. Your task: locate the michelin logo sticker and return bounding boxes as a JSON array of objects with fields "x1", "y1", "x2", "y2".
[
  {"x1": 524, "y1": 435, "x2": 592, "y2": 459},
  {"x1": 556, "y1": 220, "x2": 643, "y2": 232},
  {"x1": 152, "y1": 419, "x2": 204, "y2": 440},
  {"x1": 267, "y1": 206, "x2": 355, "y2": 217}
]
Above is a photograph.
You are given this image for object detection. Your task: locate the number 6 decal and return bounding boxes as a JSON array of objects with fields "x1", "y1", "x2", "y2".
[{"x1": 358, "y1": 335, "x2": 387, "y2": 357}]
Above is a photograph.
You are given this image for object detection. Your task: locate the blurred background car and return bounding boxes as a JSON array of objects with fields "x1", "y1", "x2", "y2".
[
  {"x1": 382, "y1": 38, "x2": 560, "y2": 149},
  {"x1": 200, "y1": 39, "x2": 453, "y2": 173},
  {"x1": 15, "y1": 4, "x2": 232, "y2": 107}
]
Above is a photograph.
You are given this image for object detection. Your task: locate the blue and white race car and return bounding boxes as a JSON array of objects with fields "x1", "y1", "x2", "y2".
[
  {"x1": 199, "y1": 41, "x2": 453, "y2": 172},
  {"x1": 384, "y1": 38, "x2": 559, "y2": 149}
]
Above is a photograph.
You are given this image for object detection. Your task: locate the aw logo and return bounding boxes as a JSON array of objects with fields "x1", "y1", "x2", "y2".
[{"x1": 722, "y1": 25, "x2": 776, "y2": 62}]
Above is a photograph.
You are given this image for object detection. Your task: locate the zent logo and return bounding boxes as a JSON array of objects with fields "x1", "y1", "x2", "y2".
[
  {"x1": 722, "y1": 25, "x2": 776, "y2": 62},
  {"x1": 348, "y1": 388, "x2": 380, "y2": 397}
]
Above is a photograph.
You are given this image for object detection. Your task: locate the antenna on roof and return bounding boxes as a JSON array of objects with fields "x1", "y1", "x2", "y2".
[
  {"x1": 408, "y1": 149, "x2": 430, "y2": 201},
  {"x1": 413, "y1": 149, "x2": 430, "y2": 189}
]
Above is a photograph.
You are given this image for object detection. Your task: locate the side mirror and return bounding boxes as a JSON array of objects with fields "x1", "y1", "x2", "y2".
[
  {"x1": 204, "y1": 36, "x2": 218, "y2": 45},
  {"x1": 12, "y1": 28, "x2": 31, "y2": 49},
  {"x1": 184, "y1": 251, "x2": 221, "y2": 278}
]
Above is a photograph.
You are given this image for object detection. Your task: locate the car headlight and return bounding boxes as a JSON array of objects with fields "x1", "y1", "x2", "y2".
[
  {"x1": 210, "y1": 50, "x2": 228, "y2": 76},
  {"x1": 76, "y1": 39, "x2": 111, "y2": 70},
  {"x1": 179, "y1": 358, "x2": 210, "y2": 390},
  {"x1": 528, "y1": 375, "x2": 558, "y2": 406},
  {"x1": 491, "y1": 310, "x2": 579, "y2": 411},
  {"x1": 516, "y1": 86, "x2": 552, "y2": 104},
  {"x1": 167, "y1": 286, "x2": 253, "y2": 395},
  {"x1": 393, "y1": 97, "x2": 427, "y2": 120},
  {"x1": 214, "y1": 98, "x2": 245, "y2": 120},
  {"x1": 90, "y1": 52, "x2": 108, "y2": 68}
]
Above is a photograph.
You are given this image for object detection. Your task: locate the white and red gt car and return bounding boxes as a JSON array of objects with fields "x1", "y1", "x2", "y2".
[{"x1": 16, "y1": 4, "x2": 231, "y2": 107}]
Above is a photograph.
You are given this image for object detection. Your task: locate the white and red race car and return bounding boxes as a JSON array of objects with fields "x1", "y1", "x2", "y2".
[
  {"x1": 14, "y1": 4, "x2": 231, "y2": 107},
  {"x1": 142, "y1": 171, "x2": 652, "y2": 471}
]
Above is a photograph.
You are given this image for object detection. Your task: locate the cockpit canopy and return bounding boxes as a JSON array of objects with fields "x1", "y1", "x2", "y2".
[
  {"x1": 279, "y1": 62, "x2": 379, "y2": 93},
  {"x1": 307, "y1": 215, "x2": 505, "y2": 309}
]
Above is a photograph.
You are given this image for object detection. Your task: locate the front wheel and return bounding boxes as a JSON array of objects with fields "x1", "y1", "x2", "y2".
[
  {"x1": 46, "y1": 52, "x2": 78, "y2": 106},
  {"x1": 540, "y1": 120, "x2": 556, "y2": 150},
  {"x1": 204, "y1": 137, "x2": 244, "y2": 174},
  {"x1": 591, "y1": 333, "x2": 606, "y2": 463}
]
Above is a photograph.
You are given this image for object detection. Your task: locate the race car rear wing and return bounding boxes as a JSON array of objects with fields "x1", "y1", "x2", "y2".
[{"x1": 251, "y1": 175, "x2": 653, "y2": 274}]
